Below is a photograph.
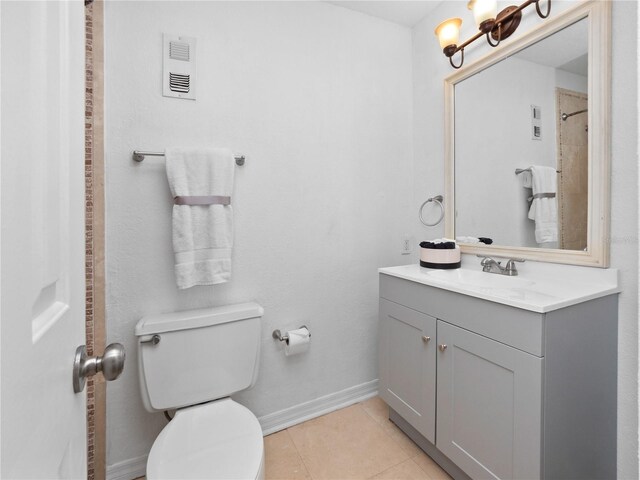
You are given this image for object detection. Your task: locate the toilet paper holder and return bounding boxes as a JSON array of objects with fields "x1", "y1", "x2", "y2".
[{"x1": 272, "y1": 326, "x2": 310, "y2": 345}]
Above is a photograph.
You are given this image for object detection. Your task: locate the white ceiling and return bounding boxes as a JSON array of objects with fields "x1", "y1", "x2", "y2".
[
  {"x1": 325, "y1": 1, "x2": 442, "y2": 27},
  {"x1": 514, "y1": 18, "x2": 588, "y2": 75}
]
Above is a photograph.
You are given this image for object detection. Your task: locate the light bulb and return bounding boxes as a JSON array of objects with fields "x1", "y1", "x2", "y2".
[
  {"x1": 470, "y1": 0, "x2": 497, "y2": 29},
  {"x1": 434, "y1": 18, "x2": 463, "y2": 50}
]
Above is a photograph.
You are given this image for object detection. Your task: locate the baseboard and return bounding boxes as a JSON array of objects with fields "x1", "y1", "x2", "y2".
[
  {"x1": 106, "y1": 380, "x2": 378, "y2": 480},
  {"x1": 106, "y1": 454, "x2": 147, "y2": 480},
  {"x1": 259, "y1": 379, "x2": 378, "y2": 435}
]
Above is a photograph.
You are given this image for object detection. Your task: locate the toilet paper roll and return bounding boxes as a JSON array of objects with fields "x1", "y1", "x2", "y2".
[{"x1": 285, "y1": 327, "x2": 310, "y2": 356}]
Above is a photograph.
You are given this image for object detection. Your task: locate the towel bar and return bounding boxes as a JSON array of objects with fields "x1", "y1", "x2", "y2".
[
  {"x1": 515, "y1": 167, "x2": 561, "y2": 174},
  {"x1": 133, "y1": 150, "x2": 245, "y2": 166}
]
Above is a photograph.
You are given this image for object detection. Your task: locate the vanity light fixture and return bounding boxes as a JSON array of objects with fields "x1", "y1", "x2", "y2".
[{"x1": 435, "y1": 0, "x2": 551, "y2": 69}]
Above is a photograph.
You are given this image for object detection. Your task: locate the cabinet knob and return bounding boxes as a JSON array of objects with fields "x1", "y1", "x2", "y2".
[
  {"x1": 422, "y1": 335, "x2": 431, "y2": 343},
  {"x1": 439, "y1": 344, "x2": 447, "y2": 352}
]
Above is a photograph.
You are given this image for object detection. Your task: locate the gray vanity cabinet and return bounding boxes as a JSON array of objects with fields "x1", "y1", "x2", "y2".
[
  {"x1": 436, "y1": 321, "x2": 542, "y2": 480},
  {"x1": 379, "y1": 298, "x2": 436, "y2": 443},
  {"x1": 379, "y1": 273, "x2": 618, "y2": 480}
]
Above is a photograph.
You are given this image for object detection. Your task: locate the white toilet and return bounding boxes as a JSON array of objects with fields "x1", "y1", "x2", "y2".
[{"x1": 135, "y1": 302, "x2": 265, "y2": 480}]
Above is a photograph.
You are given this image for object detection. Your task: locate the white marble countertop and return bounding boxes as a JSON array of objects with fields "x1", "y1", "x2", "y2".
[{"x1": 379, "y1": 255, "x2": 619, "y2": 313}]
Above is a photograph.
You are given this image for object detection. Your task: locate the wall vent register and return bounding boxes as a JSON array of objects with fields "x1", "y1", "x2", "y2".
[
  {"x1": 163, "y1": 33, "x2": 196, "y2": 100},
  {"x1": 169, "y1": 41, "x2": 190, "y2": 62},
  {"x1": 531, "y1": 105, "x2": 542, "y2": 140},
  {"x1": 169, "y1": 73, "x2": 190, "y2": 94}
]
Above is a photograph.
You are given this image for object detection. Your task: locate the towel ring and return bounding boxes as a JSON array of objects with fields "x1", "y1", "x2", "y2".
[{"x1": 419, "y1": 195, "x2": 444, "y2": 227}]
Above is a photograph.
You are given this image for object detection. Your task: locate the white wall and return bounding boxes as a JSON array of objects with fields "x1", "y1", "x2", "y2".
[
  {"x1": 412, "y1": 1, "x2": 638, "y2": 477},
  {"x1": 454, "y1": 54, "x2": 587, "y2": 248},
  {"x1": 104, "y1": 0, "x2": 413, "y2": 470},
  {"x1": 555, "y1": 68, "x2": 588, "y2": 93},
  {"x1": 104, "y1": 0, "x2": 638, "y2": 476},
  {"x1": 455, "y1": 57, "x2": 559, "y2": 247}
]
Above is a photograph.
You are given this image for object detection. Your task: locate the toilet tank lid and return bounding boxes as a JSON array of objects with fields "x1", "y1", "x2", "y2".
[{"x1": 135, "y1": 302, "x2": 264, "y2": 336}]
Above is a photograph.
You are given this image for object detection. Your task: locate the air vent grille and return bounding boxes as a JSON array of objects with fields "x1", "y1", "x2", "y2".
[
  {"x1": 163, "y1": 33, "x2": 196, "y2": 100},
  {"x1": 169, "y1": 41, "x2": 190, "y2": 62},
  {"x1": 532, "y1": 106, "x2": 541, "y2": 119},
  {"x1": 531, "y1": 104, "x2": 542, "y2": 140},
  {"x1": 169, "y1": 73, "x2": 190, "y2": 93}
]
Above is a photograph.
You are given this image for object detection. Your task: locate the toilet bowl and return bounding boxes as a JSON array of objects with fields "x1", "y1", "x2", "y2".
[
  {"x1": 146, "y1": 399, "x2": 264, "y2": 480},
  {"x1": 136, "y1": 303, "x2": 265, "y2": 480}
]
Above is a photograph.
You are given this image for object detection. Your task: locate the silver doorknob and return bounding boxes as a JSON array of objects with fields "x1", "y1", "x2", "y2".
[
  {"x1": 73, "y1": 343, "x2": 125, "y2": 393},
  {"x1": 422, "y1": 336, "x2": 431, "y2": 343},
  {"x1": 439, "y1": 344, "x2": 448, "y2": 352}
]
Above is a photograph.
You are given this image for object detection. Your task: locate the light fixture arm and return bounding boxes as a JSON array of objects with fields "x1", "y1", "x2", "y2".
[
  {"x1": 443, "y1": 30, "x2": 483, "y2": 65},
  {"x1": 535, "y1": 0, "x2": 551, "y2": 19},
  {"x1": 486, "y1": 23, "x2": 502, "y2": 47},
  {"x1": 449, "y1": 49, "x2": 464, "y2": 69},
  {"x1": 438, "y1": 0, "x2": 552, "y2": 69}
]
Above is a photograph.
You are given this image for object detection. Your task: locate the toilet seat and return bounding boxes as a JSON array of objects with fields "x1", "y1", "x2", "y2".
[{"x1": 146, "y1": 398, "x2": 264, "y2": 480}]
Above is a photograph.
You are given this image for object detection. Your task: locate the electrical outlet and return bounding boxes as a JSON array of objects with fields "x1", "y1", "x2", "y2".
[{"x1": 401, "y1": 235, "x2": 412, "y2": 255}]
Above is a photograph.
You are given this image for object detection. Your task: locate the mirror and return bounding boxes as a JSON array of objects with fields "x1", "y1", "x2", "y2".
[
  {"x1": 456, "y1": 19, "x2": 587, "y2": 250},
  {"x1": 444, "y1": 0, "x2": 611, "y2": 267}
]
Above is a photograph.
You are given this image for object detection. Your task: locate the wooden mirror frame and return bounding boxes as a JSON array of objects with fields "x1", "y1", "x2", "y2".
[{"x1": 444, "y1": 0, "x2": 611, "y2": 267}]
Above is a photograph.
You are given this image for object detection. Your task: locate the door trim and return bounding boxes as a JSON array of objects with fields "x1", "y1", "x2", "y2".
[{"x1": 85, "y1": 1, "x2": 106, "y2": 478}]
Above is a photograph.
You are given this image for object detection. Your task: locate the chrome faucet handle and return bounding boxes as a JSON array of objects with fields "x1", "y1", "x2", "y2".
[
  {"x1": 504, "y1": 258, "x2": 525, "y2": 276},
  {"x1": 478, "y1": 256, "x2": 496, "y2": 264},
  {"x1": 479, "y1": 256, "x2": 503, "y2": 273}
]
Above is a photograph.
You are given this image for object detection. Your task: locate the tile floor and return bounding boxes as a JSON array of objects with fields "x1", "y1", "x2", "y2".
[{"x1": 264, "y1": 397, "x2": 452, "y2": 480}]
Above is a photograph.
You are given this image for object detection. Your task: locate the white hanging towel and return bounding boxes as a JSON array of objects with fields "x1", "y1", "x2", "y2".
[
  {"x1": 527, "y1": 165, "x2": 558, "y2": 245},
  {"x1": 520, "y1": 170, "x2": 533, "y2": 188},
  {"x1": 165, "y1": 147, "x2": 235, "y2": 289}
]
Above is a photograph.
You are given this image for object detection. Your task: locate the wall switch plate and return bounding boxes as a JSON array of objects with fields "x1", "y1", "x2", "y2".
[{"x1": 401, "y1": 235, "x2": 412, "y2": 255}]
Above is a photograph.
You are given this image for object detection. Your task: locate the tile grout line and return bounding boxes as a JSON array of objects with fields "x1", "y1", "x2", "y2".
[
  {"x1": 409, "y1": 456, "x2": 439, "y2": 480},
  {"x1": 270, "y1": 402, "x2": 445, "y2": 480},
  {"x1": 282, "y1": 427, "x2": 314, "y2": 480},
  {"x1": 366, "y1": 457, "x2": 436, "y2": 480},
  {"x1": 282, "y1": 403, "x2": 407, "y2": 480},
  {"x1": 354, "y1": 403, "x2": 415, "y2": 478},
  {"x1": 282, "y1": 404, "x2": 376, "y2": 480},
  {"x1": 358, "y1": 401, "x2": 445, "y2": 480},
  {"x1": 359, "y1": 402, "x2": 421, "y2": 459},
  {"x1": 365, "y1": 459, "x2": 405, "y2": 480}
]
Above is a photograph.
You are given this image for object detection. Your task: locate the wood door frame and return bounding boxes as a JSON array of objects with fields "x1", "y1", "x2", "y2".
[
  {"x1": 85, "y1": 1, "x2": 106, "y2": 478},
  {"x1": 555, "y1": 87, "x2": 589, "y2": 251}
]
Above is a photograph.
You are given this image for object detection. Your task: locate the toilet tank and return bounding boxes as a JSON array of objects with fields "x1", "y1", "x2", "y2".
[{"x1": 135, "y1": 302, "x2": 263, "y2": 412}]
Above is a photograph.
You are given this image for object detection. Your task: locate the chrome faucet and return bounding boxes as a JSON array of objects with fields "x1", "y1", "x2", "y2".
[{"x1": 478, "y1": 256, "x2": 525, "y2": 276}]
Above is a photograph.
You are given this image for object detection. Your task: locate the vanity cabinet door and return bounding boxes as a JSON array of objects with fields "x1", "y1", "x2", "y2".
[
  {"x1": 436, "y1": 321, "x2": 543, "y2": 480},
  {"x1": 379, "y1": 299, "x2": 436, "y2": 443}
]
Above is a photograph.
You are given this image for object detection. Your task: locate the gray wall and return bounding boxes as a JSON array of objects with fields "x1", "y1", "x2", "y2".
[
  {"x1": 105, "y1": 0, "x2": 413, "y2": 470},
  {"x1": 454, "y1": 56, "x2": 571, "y2": 247},
  {"x1": 104, "y1": 0, "x2": 638, "y2": 476},
  {"x1": 411, "y1": 1, "x2": 638, "y2": 477}
]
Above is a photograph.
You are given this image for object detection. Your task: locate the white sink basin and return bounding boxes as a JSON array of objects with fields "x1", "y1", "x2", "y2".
[
  {"x1": 426, "y1": 268, "x2": 535, "y2": 289},
  {"x1": 379, "y1": 261, "x2": 619, "y2": 313}
]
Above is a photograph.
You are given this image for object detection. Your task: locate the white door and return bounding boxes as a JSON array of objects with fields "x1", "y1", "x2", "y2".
[{"x1": 1, "y1": 1, "x2": 87, "y2": 478}]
